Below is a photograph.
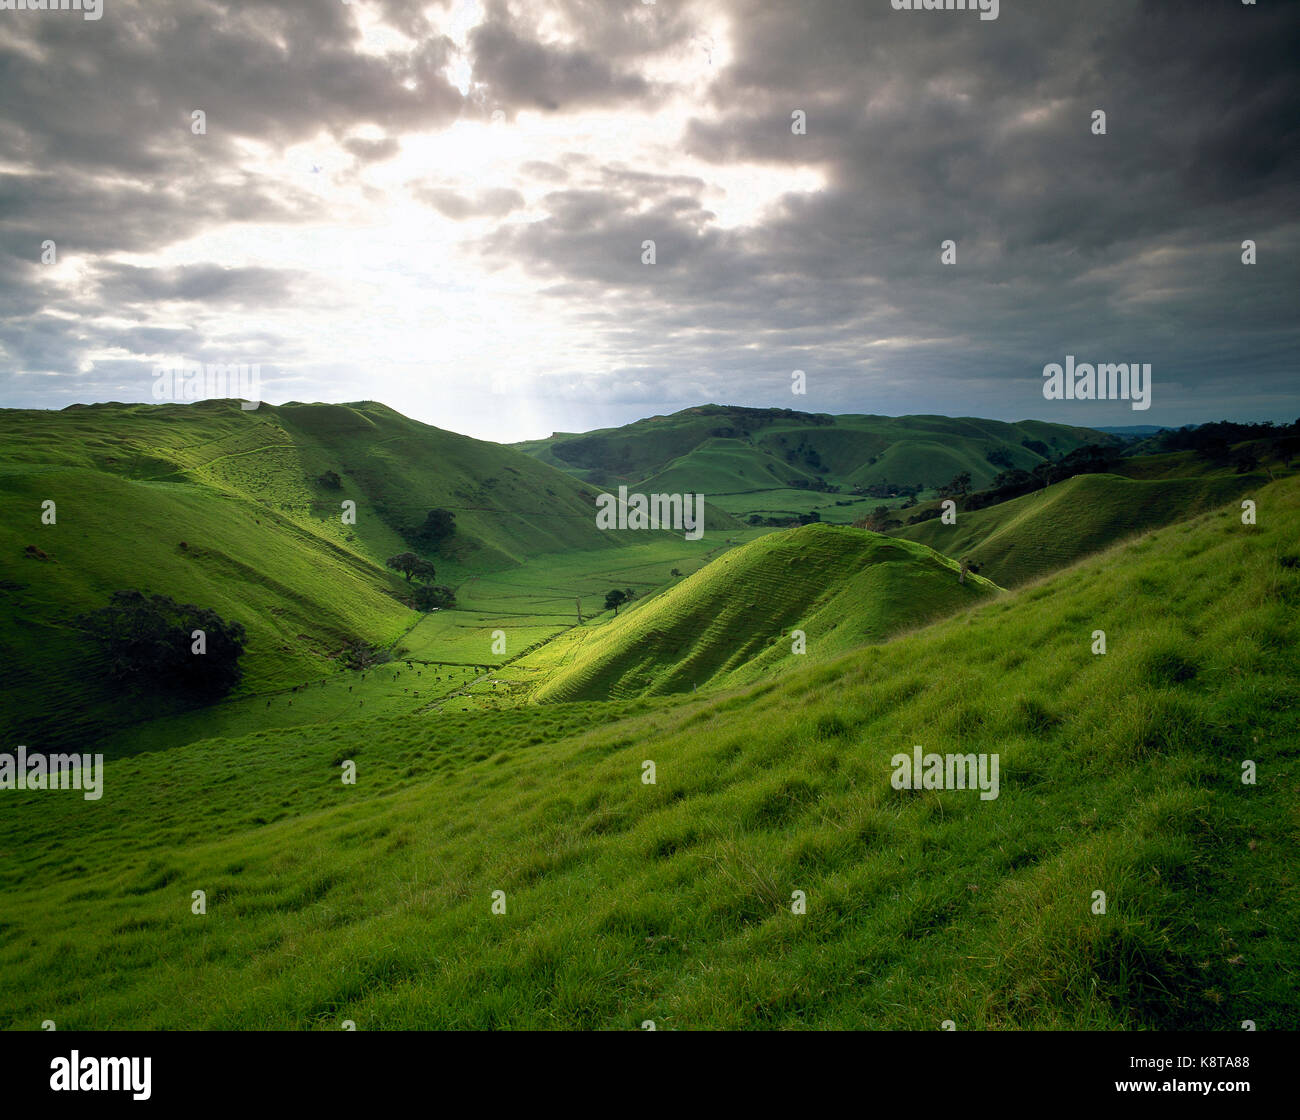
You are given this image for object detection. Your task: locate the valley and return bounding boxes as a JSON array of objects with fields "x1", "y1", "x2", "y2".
[{"x1": 1, "y1": 401, "x2": 1297, "y2": 1030}]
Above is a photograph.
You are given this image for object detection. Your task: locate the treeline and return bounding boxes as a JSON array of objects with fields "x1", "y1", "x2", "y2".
[
  {"x1": 746, "y1": 511, "x2": 822, "y2": 527},
  {"x1": 862, "y1": 444, "x2": 1123, "y2": 530},
  {"x1": 1134, "y1": 418, "x2": 1300, "y2": 468}
]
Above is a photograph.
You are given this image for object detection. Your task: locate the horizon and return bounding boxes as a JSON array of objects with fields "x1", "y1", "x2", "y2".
[{"x1": 6, "y1": 395, "x2": 1294, "y2": 447}]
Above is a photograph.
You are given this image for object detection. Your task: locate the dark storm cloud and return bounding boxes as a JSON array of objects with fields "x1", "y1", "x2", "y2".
[
  {"x1": 0, "y1": 0, "x2": 463, "y2": 177},
  {"x1": 0, "y1": 0, "x2": 463, "y2": 305},
  {"x1": 477, "y1": 0, "x2": 1300, "y2": 424},
  {"x1": 0, "y1": 0, "x2": 1295, "y2": 429},
  {"x1": 465, "y1": 0, "x2": 688, "y2": 114}
]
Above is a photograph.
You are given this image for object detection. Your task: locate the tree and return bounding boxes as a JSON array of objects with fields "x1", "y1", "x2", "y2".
[
  {"x1": 413, "y1": 583, "x2": 456, "y2": 611},
  {"x1": 77, "y1": 590, "x2": 246, "y2": 699},
  {"x1": 316, "y1": 469, "x2": 341, "y2": 489},
  {"x1": 862, "y1": 504, "x2": 895, "y2": 532},
  {"x1": 986, "y1": 447, "x2": 1015, "y2": 470},
  {"x1": 386, "y1": 552, "x2": 437, "y2": 583},
  {"x1": 412, "y1": 508, "x2": 456, "y2": 549},
  {"x1": 604, "y1": 589, "x2": 628, "y2": 615},
  {"x1": 939, "y1": 471, "x2": 972, "y2": 498}
]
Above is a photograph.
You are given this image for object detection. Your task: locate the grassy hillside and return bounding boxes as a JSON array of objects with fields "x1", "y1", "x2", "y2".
[
  {"x1": 528, "y1": 524, "x2": 999, "y2": 702},
  {"x1": 0, "y1": 400, "x2": 729, "y2": 749},
  {"x1": 0, "y1": 476, "x2": 1294, "y2": 1029},
  {"x1": 515, "y1": 405, "x2": 1111, "y2": 521},
  {"x1": 896, "y1": 472, "x2": 1263, "y2": 587}
]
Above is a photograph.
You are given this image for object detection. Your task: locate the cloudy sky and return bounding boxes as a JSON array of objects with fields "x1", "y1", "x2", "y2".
[{"x1": 1, "y1": 0, "x2": 1296, "y2": 442}]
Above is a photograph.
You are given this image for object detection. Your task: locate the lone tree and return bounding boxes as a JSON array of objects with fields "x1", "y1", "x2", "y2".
[
  {"x1": 413, "y1": 583, "x2": 456, "y2": 611},
  {"x1": 412, "y1": 508, "x2": 456, "y2": 549},
  {"x1": 316, "y1": 469, "x2": 342, "y2": 489},
  {"x1": 77, "y1": 590, "x2": 247, "y2": 699},
  {"x1": 604, "y1": 589, "x2": 628, "y2": 615},
  {"x1": 386, "y1": 552, "x2": 438, "y2": 583}
]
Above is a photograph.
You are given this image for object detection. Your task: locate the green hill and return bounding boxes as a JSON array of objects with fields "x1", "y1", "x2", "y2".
[
  {"x1": 528, "y1": 523, "x2": 999, "y2": 703},
  {"x1": 896, "y1": 472, "x2": 1263, "y2": 587},
  {"x1": 0, "y1": 476, "x2": 1294, "y2": 1029},
  {"x1": 515, "y1": 405, "x2": 1112, "y2": 525},
  {"x1": 0, "y1": 399, "x2": 734, "y2": 748}
]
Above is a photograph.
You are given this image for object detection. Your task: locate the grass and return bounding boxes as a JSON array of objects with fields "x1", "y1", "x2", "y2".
[
  {"x1": 1, "y1": 474, "x2": 1295, "y2": 1029},
  {"x1": 897, "y1": 471, "x2": 1263, "y2": 587},
  {"x1": 0, "y1": 400, "x2": 734, "y2": 749},
  {"x1": 527, "y1": 523, "x2": 1000, "y2": 702},
  {"x1": 516, "y1": 405, "x2": 1108, "y2": 520}
]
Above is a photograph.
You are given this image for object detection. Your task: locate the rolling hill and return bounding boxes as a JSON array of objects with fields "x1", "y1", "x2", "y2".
[
  {"x1": 0, "y1": 399, "x2": 736, "y2": 749},
  {"x1": 528, "y1": 523, "x2": 1000, "y2": 703},
  {"x1": 514, "y1": 405, "x2": 1114, "y2": 523},
  {"x1": 0, "y1": 475, "x2": 1294, "y2": 1029},
  {"x1": 896, "y1": 472, "x2": 1264, "y2": 587}
]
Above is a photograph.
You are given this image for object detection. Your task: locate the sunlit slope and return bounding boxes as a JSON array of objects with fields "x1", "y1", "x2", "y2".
[
  {"x1": 1, "y1": 478, "x2": 1295, "y2": 1029},
  {"x1": 529, "y1": 524, "x2": 999, "y2": 702},
  {"x1": 0, "y1": 463, "x2": 412, "y2": 749},
  {"x1": 897, "y1": 472, "x2": 1262, "y2": 587}
]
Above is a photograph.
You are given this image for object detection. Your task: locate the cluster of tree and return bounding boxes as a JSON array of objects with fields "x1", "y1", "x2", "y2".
[
  {"x1": 859, "y1": 505, "x2": 904, "y2": 532},
  {"x1": 1152, "y1": 420, "x2": 1300, "y2": 475},
  {"x1": 697, "y1": 405, "x2": 833, "y2": 430},
  {"x1": 386, "y1": 553, "x2": 437, "y2": 582},
  {"x1": 316, "y1": 469, "x2": 342, "y2": 489},
  {"x1": 413, "y1": 584, "x2": 456, "y2": 611},
  {"x1": 604, "y1": 588, "x2": 637, "y2": 615},
  {"x1": 858, "y1": 443, "x2": 1129, "y2": 530},
  {"x1": 409, "y1": 508, "x2": 456, "y2": 550},
  {"x1": 941, "y1": 443, "x2": 1125, "y2": 515},
  {"x1": 339, "y1": 639, "x2": 391, "y2": 671},
  {"x1": 985, "y1": 447, "x2": 1016, "y2": 470},
  {"x1": 937, "y1": 471, "x2": 972, "y2": 499},
  {"x1": 746, "y1": 511, "x2": 821, "y2": 527},
  {"x1": 77, "y1": 590, "x2": 247, "y2": 699},
  {"x1": 1138, "y1": 418, "x2": 1300, "y2": 460},
  {"x1": 385, "y1": 552, "x2": 456, "y2": 610},
  {"x1": 852, "y1": 481, "x2": 923, "y2": 499},
  {"x1": 782, "y1": 441, "x2": 829, "y2": 474}
]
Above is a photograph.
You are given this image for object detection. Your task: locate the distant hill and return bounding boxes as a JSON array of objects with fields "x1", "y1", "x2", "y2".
[
  {"x1": 528, "y1": 523, "x2": 999, "y2": 702},
  {"x1": 514, "y1": 405, "x2": 1113, "y2": 525}
]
